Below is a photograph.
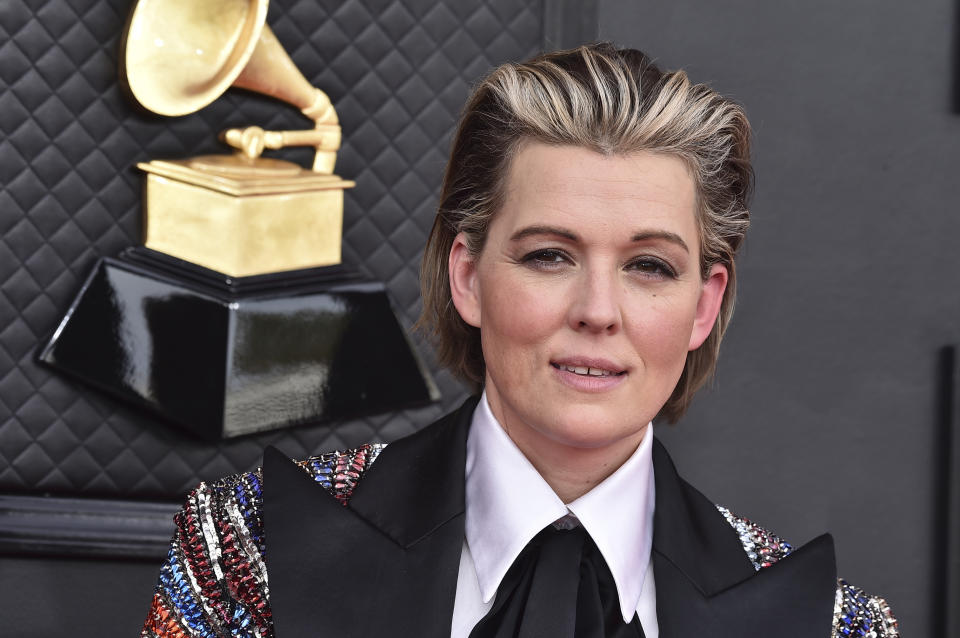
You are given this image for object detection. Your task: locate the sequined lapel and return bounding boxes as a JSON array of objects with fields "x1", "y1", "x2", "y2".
[
  {"x1": 650, "y1": 439, "x2": 838, "y2": 637},
  {"x1": 263, "y1": 398, "x2": 477, "y2": 637}
]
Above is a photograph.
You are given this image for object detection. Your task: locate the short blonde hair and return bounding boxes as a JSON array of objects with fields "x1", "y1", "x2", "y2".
[{"x1": 420, "y1": 43, "x2": 752, "y2": 422}]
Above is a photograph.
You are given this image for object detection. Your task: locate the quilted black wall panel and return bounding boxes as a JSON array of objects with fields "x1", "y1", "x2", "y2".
[{"x1": 0, "y1": 0, "x2": 542, "y2": 498}]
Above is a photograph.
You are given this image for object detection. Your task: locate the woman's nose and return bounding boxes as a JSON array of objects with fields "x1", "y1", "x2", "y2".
[{"x1": 568, "y1": 268, "x2": 622, "y2": 334}]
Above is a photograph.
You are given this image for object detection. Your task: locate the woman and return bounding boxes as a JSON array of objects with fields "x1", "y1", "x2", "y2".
[{"x1": 141, "y1": 44, "x2": 898, "y2": 637}]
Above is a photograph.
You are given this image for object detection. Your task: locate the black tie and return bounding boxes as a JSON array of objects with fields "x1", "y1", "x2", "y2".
[{"x1": 469, "y1": 525, "x2": 646, "y2": 638}]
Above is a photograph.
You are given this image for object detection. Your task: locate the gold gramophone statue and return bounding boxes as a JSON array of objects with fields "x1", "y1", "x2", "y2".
[
  {"x1": 38, "y1": 0, "x2": 437, "y2": 439},
  {"x1": 124, "y1": 0, "x2": 352, "y2": 277}
]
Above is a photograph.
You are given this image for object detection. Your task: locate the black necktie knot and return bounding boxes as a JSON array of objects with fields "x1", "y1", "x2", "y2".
[{"x1": 469, "y1": 525, "x2": 644, "y2": 638}]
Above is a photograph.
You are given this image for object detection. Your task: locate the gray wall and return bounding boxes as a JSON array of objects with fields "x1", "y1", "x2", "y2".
[{"x1": 600, "y1": 1, "x2": 960, "y2": 635}]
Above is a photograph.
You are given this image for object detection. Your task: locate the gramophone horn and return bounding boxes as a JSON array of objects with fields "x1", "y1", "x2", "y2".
[{"x1": 121, "y1": 0, "x2": 335, "y2": 124}]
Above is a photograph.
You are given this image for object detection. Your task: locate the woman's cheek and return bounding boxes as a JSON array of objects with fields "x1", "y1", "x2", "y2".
[
  {"x1": 626, "y1": 303, "x2": 695, "y2": 370},
  {"x1": 484, "y1": 271, "x2": 555, "y2": 333}
]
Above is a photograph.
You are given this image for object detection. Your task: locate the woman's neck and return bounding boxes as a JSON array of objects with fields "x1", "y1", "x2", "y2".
[{"x1": 501, "y1": 418, "x2": 648, "y2": 504}]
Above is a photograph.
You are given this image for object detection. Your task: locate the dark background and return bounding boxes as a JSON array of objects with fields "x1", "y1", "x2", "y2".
[
  {"x1": 1, "y1": 0, "x2": 953, "y2": 635},
  {"x1": 599, "y1": 2, "x2": 960, "y2": 636}
]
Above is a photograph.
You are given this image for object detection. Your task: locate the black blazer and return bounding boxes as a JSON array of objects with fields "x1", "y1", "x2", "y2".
[{"x1": 141, "y1": 397, "x2": 897, "y2": 637}]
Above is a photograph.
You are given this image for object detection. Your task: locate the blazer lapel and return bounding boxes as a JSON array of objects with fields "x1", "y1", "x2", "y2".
[
  {"x1": 651, "y1": 439, "x2": 838, "y2": 637},
  {"x1": 264, "y1": 397, "x2": 478, "y2": 637}
]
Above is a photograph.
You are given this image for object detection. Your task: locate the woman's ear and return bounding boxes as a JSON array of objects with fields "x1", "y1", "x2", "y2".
[
  {"x1": 688, "y1": 263, "x2": 728, "y2": 351},
  {"x1": 449, "y1": 232, "x2": 482, "y2": 328}
]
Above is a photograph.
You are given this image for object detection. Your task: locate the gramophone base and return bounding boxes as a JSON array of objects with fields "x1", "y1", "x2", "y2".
[
  {"x1": 140, "y1": 159, "x2": 354, "y2": 278},
  {"x1": 38, "y1": 248, "x2": 438, "y2": 440}
]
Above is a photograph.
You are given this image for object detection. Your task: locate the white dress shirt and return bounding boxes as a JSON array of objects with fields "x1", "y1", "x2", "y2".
[{"x1": 450, "y1": 393, "x2": 658, "y2": 637}]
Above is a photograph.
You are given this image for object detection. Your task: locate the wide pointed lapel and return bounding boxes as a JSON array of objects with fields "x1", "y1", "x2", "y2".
[
  {"x1": 265, "y1": 397, "x2": 478, "y2": 637},
  {"x1": 651, "y1": 439, "x2": 838, "y2": 637}
]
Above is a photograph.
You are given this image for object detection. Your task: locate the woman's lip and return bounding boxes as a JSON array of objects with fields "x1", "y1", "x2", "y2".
[
  {"x1": 550, "y1": 358, "x2": 627, "y2": 375},
  {"x1": 551, "y1": 364, "x2": 627, "y2": 392}
]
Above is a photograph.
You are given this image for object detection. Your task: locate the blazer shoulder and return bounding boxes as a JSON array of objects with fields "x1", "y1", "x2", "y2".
[
  {"x1": 141, "y1": 443, "x2": 386, "y2": 638},
  {"x1": 716, "y1": 505, "x2": 900, "y2": 638}
]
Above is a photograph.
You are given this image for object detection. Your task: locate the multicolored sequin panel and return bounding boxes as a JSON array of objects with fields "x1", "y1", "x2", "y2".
[
  {"x1": 716, "y1": 505, "x2": 794, "y2": 570},
  {"x1": 140, "y1": 444, "x2": 384, "y2": 638},
  {"x1": 717, "y1": 505, "x2": 899, "y2": 638},
  {"x1": 832, "y1": 579, "x2": 899, "y2": 638},
  {"x1": 295, "y1": 443, "x2": 385, "y2": 504}
]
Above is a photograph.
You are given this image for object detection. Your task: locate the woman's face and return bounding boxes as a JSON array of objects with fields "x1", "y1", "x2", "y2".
[{"x1": 449, "y1": 143, "x2": 727, "y2": 466}]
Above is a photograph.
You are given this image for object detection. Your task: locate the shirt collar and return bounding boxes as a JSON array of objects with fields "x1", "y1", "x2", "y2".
[{"x1": 464, "y1": 392, "x2": 656, "y2": 623}]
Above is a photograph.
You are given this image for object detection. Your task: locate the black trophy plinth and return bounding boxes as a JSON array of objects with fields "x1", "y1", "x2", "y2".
[{"x1": 38, "y1": 248, "x2": 438, "y2": 440}]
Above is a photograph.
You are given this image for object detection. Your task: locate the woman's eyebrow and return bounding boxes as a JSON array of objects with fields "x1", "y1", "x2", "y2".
[
  {"x1": 510, "y1": 226, "x2": 690, "y2": 253},
  {"x1": 631, "y1": 230, "x2": 689, "y2": 253},
  {"x1": 509, "y1": 225, "x2": 579, "y2": 242}
]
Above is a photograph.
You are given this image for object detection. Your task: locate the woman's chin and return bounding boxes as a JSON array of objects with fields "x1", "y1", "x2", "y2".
[{"x1": 537, "y1": 412, "x2": 649, "y2": 453}]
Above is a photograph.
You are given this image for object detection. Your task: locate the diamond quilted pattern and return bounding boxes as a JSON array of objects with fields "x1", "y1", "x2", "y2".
[{"x1": 0, "y1": 0, "x2": 542, "y2": 498}]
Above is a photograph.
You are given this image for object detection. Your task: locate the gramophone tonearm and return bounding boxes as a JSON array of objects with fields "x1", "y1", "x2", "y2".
[{"x1": 121, "y1": 0, "x2": 341, "y2": 175}]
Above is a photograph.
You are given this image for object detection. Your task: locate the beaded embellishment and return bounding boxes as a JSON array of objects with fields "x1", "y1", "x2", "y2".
[
  {"x1": 717, "y1": 505, "x2": 899, "y2": 638},
  {"x1": 832, "y1": 579, "x2": 899, "y2": 638},
  {"x1": 716, "y1": 505, "x2": 794, "y2": 569},
  {"x1": 142, "y1": 444, "x2": 897, "y2": 637},
  {"x1": 140, "y1": 444, "x2": 383, "y2": 638}
]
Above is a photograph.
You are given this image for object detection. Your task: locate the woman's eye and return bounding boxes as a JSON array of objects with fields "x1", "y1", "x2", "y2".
[
  {"x1": 522, "y1": 249, "x2": 569, "y2": 267},
  {"x1": 627, "y1": 258, "x2": 676, "y2": 278}
]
